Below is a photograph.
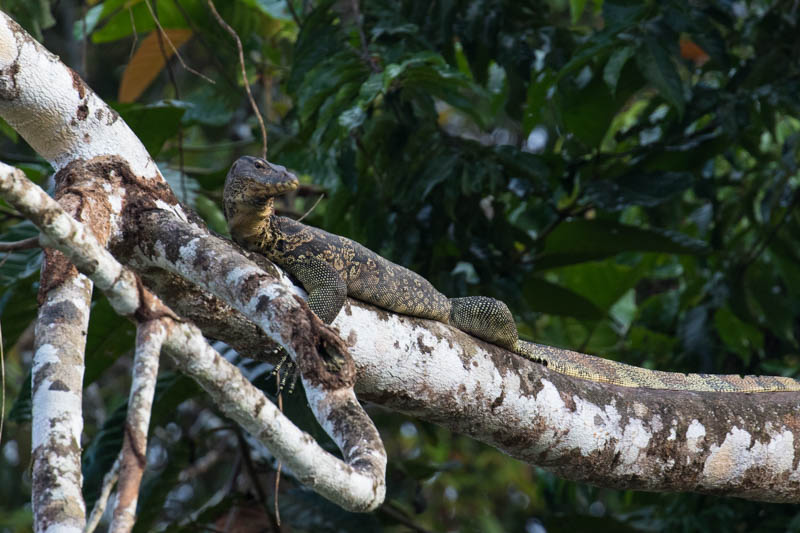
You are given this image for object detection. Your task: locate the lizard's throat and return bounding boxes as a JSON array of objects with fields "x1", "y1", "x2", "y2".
[{"x1": 228, "y1": 198, "x2": 277, "y2": 250}]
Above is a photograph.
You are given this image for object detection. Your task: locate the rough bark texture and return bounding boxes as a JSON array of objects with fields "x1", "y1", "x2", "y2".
[
  {"x1": 112, "y1": 321, "x2": 166, "y2": 533},
  {"x1": 339, "y1": 301, "x2": 800, "y2": 503},
  {"x1": 130, "y1": 209, "x2": 354, "y2": 387},
  {"x1": 31, "y1": 273, "x2": 91, "y2": 533}
]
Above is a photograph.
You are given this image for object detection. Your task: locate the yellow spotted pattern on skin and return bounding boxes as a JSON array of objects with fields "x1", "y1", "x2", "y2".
[{"x1": 224, "y1": 156, "x2": 800, "y2": 393}]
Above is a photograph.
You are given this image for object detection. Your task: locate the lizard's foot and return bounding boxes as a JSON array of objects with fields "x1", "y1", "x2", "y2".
[
  {"x1": 271, "y1": 351, "x2": 300, "y2": 394},
  {"x1": 449, "y1": 296, "x2": 519, "y2": 351}
]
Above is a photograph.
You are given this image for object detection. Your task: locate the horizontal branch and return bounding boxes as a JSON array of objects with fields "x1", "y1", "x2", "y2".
[{"x1": 336, "y1": 301, "x2": 800, "y2": 503}]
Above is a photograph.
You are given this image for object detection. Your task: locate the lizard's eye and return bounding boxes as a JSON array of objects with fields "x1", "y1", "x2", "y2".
[{"x1": 254, "y1": 160, "x2": 266, "y2": 170}]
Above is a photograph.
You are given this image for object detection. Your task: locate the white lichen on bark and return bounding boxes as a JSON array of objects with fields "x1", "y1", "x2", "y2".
[{"x1": 32, "y1": 275, "x2": 92, "y2": 533}]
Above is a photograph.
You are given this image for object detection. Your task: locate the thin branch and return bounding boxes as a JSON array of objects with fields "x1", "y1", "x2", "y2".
[
  {"x1": 295, "y1": 194, "x2": 324, "y2": 222},
  {"x1": 111, "y1": 320, "x2": 167, "y2": 533},
  {"x1": 171, "y1": 0, "x2": 238, "y2": 89},
  {"x1": 0, "y1": 235, "x2": 39, "y2": 251},
  {"x1": 379, "y1": 502, "x2": 434, "y2": 533},
  {"x1": 206, "y1": 0, "x2": 268, "y2": 159},
  {"x1": 234, "y1": 429, "x2": 280, "y2": 532},
  {"x1": 286, "y1": 0, "x2": 303, "y2": 27},
  {"x1": 142, "y1": 0, "x2": 215, "y2": 84},
  {"x1": 85, "y1": 456, "x2": 121, "y2": 533},
  {"x1": 741, "y1": 187, "x2": 800, "y2": 269},
  {"x1": 350, "y1": 0, "x2": 379, "y2": 73},
  {"x1": 127, "y1": 8, "x2": 139, "y2": 61}
]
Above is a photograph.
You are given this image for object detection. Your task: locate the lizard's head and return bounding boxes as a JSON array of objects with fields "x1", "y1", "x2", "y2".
[{"x1": 223, "y1": 156, "x2": 299, "y2": 222}]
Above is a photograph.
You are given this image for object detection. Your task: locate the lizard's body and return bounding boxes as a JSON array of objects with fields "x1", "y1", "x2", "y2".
[{"x1": 224, "y1": 156, "x2": 800, "y2": 393}]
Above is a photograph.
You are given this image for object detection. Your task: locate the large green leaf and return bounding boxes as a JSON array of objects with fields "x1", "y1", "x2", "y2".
[
  {"x1": 536, "y1": 219, "x2": 707, "y2": 270},
  {"x1": 550, "y1": 260, "x2": 644, "y2": 312},
  {"x1": 714, "y1": 306, "x2": 763, "y2": 364},
  {"x1": 91, "y1": 0, "x2": 187, "y2": 43}
]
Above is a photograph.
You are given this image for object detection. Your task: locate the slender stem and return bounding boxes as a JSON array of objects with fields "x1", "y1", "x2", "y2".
[
  {"x1": 0, "y1": 235, "x2": 39, "y2": 251},
  {"x1": 206, "y1": 0, "x2": 268, "y2": 159}
]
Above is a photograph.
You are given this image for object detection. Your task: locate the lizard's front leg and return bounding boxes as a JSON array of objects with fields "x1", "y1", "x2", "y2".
[{"x1": 291, "y1": 257, "x2": 347, "y2": 324}]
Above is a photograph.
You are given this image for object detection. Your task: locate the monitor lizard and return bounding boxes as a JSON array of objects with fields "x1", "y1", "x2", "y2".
[{"x1": 223, "y1": 155, "x2": 800, "y2": 393}]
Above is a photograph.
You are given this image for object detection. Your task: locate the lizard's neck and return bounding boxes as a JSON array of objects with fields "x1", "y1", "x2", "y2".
[{"x1": 228, "y1": 197, "x2": 279, "y2": 252}]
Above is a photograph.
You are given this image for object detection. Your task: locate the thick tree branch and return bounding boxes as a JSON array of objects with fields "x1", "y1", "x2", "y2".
[
  {"x1": 141, "y1": 223, "x2": 800, "y2": 502},
  {"x1": 0, "y1": 13, "x2": 154, "y2": 177},
  {"x1": 337, "y1": 303, "x2": 800, "y2": 503}
]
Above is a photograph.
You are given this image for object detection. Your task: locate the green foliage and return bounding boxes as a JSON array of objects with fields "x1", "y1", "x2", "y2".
[{"x1": 2, "y1": 0, "x2": 800, "y2": 530}]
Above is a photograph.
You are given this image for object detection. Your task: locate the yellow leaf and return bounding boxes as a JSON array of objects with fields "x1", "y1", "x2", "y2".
[{"x1": 118, "y1": 28, "x2": 193, "y2": 103}]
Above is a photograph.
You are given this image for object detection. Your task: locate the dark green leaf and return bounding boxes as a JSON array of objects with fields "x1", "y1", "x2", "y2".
[
  {"x1": 603, "y1": 46, "x2": 635, "y2": 94},
  {"x1": 570, "y1": 0, "x2": 589, "y2": 24},
  {"x1": 602, "y1": 0, "x2": 648, "y2": 29},
  {"x1": 523, "y1": 277, "x2": 606, "y2": 320},
  {"x1": 584, "y1": 171, "x2": 693, "y2": 210},
  {"x1": 714, "y1": 306, "x2": 763, "y2": 363},
  {"x1": 8, "y1": 369, "x2": 32, "y2": 423},
  {"x1": 83, "y1": 297, "x2": 136, "y2": 385},
  {"x1": 181, "y1": 86, "x2": 236, "y2": 127},
  {"x1": 114, "y1": 101, "x2": 186, "y2": 157},
  {"x1": 560, "y1": 75, "x2": 617, "y2": 148},
  {"x1": 636, "y1": 36, "x2": 685, "y2": 117},
  {"x1": 83, "y1": 373, "x2": 199, "y2": 510},
  {"x1": 92, "y1": 1, "x2": 186, "y2": 43},
  {"x1": 551, "y1": 260, "x2": 644, "y2": 311},
  {"x1": 536, "y1": 219, "x2": 708, "y2": 270}
]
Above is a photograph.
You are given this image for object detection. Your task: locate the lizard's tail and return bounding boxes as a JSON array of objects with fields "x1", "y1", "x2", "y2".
[
  {"x1": 448, "y1": 295, "x2": 800, "y2": 392},
  {"x1": 515, "y1": 340, "x2": 800, "y2": 393}
]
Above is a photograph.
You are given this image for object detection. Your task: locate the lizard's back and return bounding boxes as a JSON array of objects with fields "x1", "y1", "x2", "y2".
[{"x1": 271, "y1": 216, "x2": 452, "y2": 322}]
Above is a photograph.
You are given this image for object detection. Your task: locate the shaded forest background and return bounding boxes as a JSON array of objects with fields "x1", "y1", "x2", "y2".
[{"x1": 1, "y1": 0, "x2": 800, "y2": 530}]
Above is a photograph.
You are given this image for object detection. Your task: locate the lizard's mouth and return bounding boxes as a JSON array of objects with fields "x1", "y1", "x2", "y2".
[{"x1": 261, "y1": 179, "x2": 299, "y2": 196}]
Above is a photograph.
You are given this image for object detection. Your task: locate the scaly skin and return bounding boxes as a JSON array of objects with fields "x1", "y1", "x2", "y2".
[{"x1": 224, "y1": 156, "x2": 800, "y2": 392}]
